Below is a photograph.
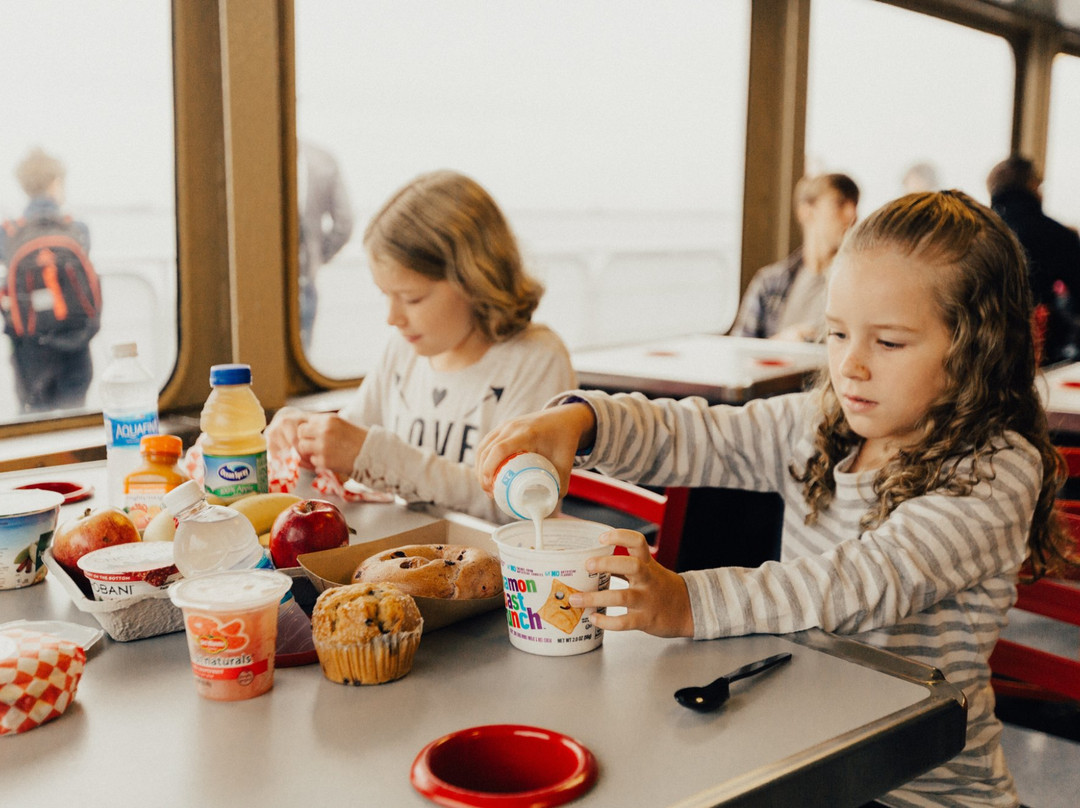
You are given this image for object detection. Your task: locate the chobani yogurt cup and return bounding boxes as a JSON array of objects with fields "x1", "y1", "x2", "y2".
[
  {"x1": 169, "y1": 569, "x2": 291, "y2": 701},
  {"x1": 77, "y1": 542, "x2": 181, "y2": 601},
  {"x1": 492, "y1": 519, "x2": 615, "y2": 657}
]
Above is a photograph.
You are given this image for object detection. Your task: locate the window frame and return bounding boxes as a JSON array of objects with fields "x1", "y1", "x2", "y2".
[{"x1": 5, "y1": 0, "x2": 1080, "y2": 447}]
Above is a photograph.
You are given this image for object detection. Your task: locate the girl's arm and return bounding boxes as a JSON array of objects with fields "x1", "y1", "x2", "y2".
[
  {"x1": 683, "y1": 439, "x2": 1040, "y2": 639},
  {"x1": 574, "y1": 389, "x2": 812, "y2": 492}
]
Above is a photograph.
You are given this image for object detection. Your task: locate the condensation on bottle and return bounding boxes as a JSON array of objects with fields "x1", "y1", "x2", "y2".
[{"x1": 163, "y1": 480, "x2": 268, "y2": 578}]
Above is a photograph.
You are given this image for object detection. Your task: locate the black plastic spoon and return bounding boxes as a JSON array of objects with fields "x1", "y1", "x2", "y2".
[{"x1": 674, "y1": 652, "x2": 792, "y2": 712}]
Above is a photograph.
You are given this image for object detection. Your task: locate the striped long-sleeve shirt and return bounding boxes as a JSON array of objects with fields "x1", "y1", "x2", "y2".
[{"x1": 569, "y1": 389, "x2": 1039, "y2": 808}]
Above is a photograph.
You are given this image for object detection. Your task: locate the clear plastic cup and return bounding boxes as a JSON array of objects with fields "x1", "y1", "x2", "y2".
[
  {"x1": 492, "y1": 519, "x2": 615, "y2": 656},
  {"x1": 169, "y1": 569, "x2": 291, "y2": 701}
]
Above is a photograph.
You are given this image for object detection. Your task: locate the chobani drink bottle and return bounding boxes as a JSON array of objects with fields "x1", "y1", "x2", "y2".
[
  {"x1": 199, "y1": 364, "x2": 268, "y2": 502},
  {"x1": 493, "y1": 452, "x2": 560, "y2": 522}
]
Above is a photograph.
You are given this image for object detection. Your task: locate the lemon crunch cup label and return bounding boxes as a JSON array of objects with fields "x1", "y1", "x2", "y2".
[{"x1": 494, "y1": 519, "x2": 614, "y2": 657}]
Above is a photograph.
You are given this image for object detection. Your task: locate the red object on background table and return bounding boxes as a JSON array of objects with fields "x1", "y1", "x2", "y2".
[{"x1": 15, "y1": 480, "x2": 93, "y2": 505}]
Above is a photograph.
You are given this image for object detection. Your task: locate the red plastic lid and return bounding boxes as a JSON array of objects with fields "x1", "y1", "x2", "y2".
[
  {"x1": 410, "y1": 724, "x2": 598, "y2": 808},
  {"x1": 14, "y1": 480, "x2": 93, "y2": 505}
]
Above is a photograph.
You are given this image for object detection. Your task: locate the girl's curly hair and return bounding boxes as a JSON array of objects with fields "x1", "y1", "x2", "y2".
[{"x1": 792, "y1": 190, "x2": 1067, "y2": 578}]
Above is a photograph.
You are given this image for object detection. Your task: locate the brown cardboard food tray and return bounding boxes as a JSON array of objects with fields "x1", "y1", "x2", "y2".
[
  {"x1": 298, "y1": 518, "x2": 501, "y2": 633},
  {"x1": 42, "y1": 548, "x2": 185, "y2": 642}
]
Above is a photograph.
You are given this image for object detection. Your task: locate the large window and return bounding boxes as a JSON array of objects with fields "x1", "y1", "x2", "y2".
[
  {"x1": 806, "y1": 0, "x2": 1014, "y2": 216},
  {"x1": 0, "y1": 1, "x2": 176, "y2": 424},
  {"x1": 1043, "y1": 52, "x2": 1080, "y2": 230},
  {"x1": 294, "y1": 0, "x2": 750, "y2": 378}
]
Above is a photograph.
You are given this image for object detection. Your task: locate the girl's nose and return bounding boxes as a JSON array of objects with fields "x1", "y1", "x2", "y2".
[
  {"x1": 386, "y1": 298, "x2": 405, "y2": 327},
  {"x1": 840, "y1": 348, "x2": 869, "y2": 380}
]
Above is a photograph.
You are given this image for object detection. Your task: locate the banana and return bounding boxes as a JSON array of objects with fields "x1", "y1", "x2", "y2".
[
  {"x1": 258, "y1": 531, "x2": 271, "y2": 548},
  {"x1": 142, "y1": 509, "x2": 177, "y2": 542},
  {"x1": 227, "y1": 493, "x2": 303, "y2": 536}
]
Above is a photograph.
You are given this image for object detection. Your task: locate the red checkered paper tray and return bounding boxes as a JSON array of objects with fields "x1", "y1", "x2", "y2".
[{"x1": 1, "y1": 627, "x2": 86, "y2": 736}]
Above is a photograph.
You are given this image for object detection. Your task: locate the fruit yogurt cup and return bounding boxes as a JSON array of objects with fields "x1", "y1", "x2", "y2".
[
  {"x1": 77, "y1": 542, "x2": 181, "y2": 601},
  {"x1": 0, "y1": 490, "x2": 64, "y2": 591},
  {"x1": 169, "y1": 569, "x2": 291, "y2": 701},
  {"x1": 492, "y1": 519, "x2": 615, "y2": 657}
]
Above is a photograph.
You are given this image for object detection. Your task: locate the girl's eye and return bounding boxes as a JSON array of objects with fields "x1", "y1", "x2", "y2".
[
  {"x1": 878, "y1": 340, "x2": 904, "y2": 349},
  {"x1": 826, "y1": 330, "x2": 846, "y2": 340},
  {"x1": 405, "y1": 296, "x2": 425, "y2": 305}
]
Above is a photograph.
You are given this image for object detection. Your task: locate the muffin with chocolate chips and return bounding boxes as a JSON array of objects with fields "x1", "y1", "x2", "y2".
[{"x1": 311, "y1": 582, "x2": 423, "y2": 685}]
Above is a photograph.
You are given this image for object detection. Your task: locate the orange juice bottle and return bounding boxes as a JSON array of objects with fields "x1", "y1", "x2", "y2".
[{"x1": 124, "y1": 434, "x2": 190, "y2": 531}]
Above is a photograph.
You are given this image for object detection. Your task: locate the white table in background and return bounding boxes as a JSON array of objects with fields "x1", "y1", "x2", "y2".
[{"x1": 572, "y1": 334, "x2": 826, "y2": 404}]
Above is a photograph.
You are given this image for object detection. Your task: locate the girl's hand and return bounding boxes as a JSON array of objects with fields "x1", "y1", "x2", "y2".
[
  {"x1": 568, "y1": 529, "x2": 694, "y2": 638},
  {"x1": 266, "y1": 406, "x2": 310, "y2": 461},
  {"x1": 476, "y1": 402, "x2": 596, "y2": 495},
  {"x1": 295, "y1": 414, "x2": 368, "y2": 478}
]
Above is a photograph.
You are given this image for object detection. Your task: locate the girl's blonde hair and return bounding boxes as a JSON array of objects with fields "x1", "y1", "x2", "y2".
[
  {"x1": 363, "y1": 170, "x2": 542, "y2": 342},
  {"x1": 794, "y1": 190, "x2": 1066, "y2": 577}
]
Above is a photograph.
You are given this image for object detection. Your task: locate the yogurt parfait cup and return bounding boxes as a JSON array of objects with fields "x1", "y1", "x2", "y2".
[
  {"x1": 169, "y1": 569, "x2": 292, "y2": 701},
  {"x1": 0, "y1": 489, "x2": 65, "y2": 590},
  {"x1": 492, "y1": 519, "x2": 615, "y2": 657}
]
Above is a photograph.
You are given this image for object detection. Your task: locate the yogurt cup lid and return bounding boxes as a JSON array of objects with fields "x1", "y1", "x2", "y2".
[
  {"x1": 0, "y1": 489, "x2": 65, "y2": 517},
  {"x1": 77, "y1": 542, "x2": 177, "y2": 575},
  {"x1": 169, "y1": 569, "x2": 291, "y2": 611}
]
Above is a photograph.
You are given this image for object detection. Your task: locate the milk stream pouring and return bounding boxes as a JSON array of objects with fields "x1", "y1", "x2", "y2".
[
  {"x1": 493, "y1": 452, "x2": 560, "y2": 550},
  {"x1": 101, "y1": 342, "x2": 159, "y2": 510},
  {"x1": 163, "y1": 480, "x2": 313, "y2": 656},
  {"x1": 200, "y1": 364, "x2": 269, "y2": 502}
]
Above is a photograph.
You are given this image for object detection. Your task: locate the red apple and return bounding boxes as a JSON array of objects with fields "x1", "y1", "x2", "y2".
[
  {"x1": 52, "y1": 507, "x2": 141, "y2": 594},
  {"x1": 269, "y1": 499, "x2": 350, "y2": 569}
]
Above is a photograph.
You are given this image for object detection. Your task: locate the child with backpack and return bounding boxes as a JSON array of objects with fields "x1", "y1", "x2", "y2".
[
  {"x1": 0, "y1": 148, "x2": 102, "y2": 413},
  {"x1": 477, "y1": 191, "x2": 1070, "y2": 807}
]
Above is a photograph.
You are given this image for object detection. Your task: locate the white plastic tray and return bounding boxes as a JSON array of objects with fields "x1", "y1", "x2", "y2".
[{"x1": 42, "y1": 548, "x2": 184, "y2": 642}]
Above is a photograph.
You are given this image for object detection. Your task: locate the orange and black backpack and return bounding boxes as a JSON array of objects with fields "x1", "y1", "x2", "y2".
[{"x1": 0, "y1": 215, "x2": 102, "y2": 351}]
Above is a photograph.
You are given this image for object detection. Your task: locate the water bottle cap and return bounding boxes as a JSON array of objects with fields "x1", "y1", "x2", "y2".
[
  {"x1": 111, "y1": 341, "x2": 138, "y2": 359},
  {"x1": 163, "y1": 479, "x2": 206, "y2": 515},
  {"x1": 209, "y1": 364, "x2": 252, "y2": 386},
  {"x1": 140, "y1": 434, "x2": 183, "y2": 457}
]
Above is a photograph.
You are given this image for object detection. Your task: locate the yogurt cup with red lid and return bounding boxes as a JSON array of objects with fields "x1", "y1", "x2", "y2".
[{"x1": 77, "y1": 542, "x2": 181, "y2": 601}]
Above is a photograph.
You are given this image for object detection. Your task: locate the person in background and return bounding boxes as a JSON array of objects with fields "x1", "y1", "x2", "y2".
[
  {"x1": 0, "y1": 148, "x2": 97, "y2": 413},
  {"x1": 267, "y1": 169, "x2": 576, "y2": 523},
  {"x1": 478, "y1": 191, "x2": 1069, "y2": 807},
  {"x1": 988, "y1": 154, "x2": 1080, "y2": 365},
  {"x1": 298, "y1": 140, "x2": 354, "y2": 352},
  {"x1": 731, "y1": 173, "x2": 859, "y2": 342}
]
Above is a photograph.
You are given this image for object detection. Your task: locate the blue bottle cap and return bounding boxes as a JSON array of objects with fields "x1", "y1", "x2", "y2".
[{"x1": 209, "y1": 364, "x2": 252, "y2": 386}]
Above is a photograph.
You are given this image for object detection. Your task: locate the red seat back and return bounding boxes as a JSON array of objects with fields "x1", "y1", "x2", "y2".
[{"x1": 566, "y1": 469, "x2": 688, "y2": 570}]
